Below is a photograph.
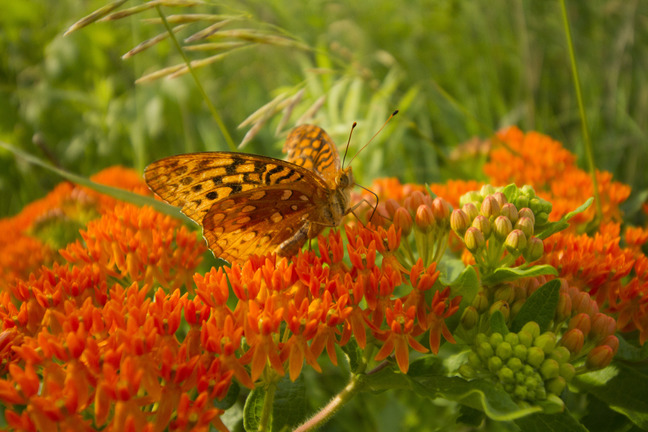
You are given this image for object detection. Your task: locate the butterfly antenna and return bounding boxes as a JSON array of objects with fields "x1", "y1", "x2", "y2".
[
  {"x1": 347, "y1": 110, "x2": 399, "y2": 166},
  {"x1": 341, "y1": 122, "x2": 357, "y2": 168},
  {"x1": 355, "y1": 183, "x2": 380, "y2": 222}
]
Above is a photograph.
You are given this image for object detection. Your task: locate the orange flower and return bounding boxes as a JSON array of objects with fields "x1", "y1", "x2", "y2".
[{"x1": 425, "y1": 287, "x2": 461, "y2": 354}]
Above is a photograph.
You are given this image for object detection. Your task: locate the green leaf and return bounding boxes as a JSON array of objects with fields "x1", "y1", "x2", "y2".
[
  {"x1": 273, "y1": 375, "x2": 307, "y2": 431},
  {"x1": 511, "y1": 279, "x2": 561, "y2": 333},
  {"x1": 0, "y1": 140, "x2": 190, "y2": 221},
  {"x1": 444, "y1": 265, "x2": 479, "y2": 332},
  {"x1": 500, "y1": 183, "x2": 519, "y2": 202},
  {"x1": 536, "y1": 198, "x2": 593, "y2": 240},
  {"x1": 341, "y1": 338, "x2": 363, "y2": 373},
  {"x1": 438, "y1": 256, "x2": 469, "y2": 286},
  {"x1": 574, "y1": 363, "x2": 648, "y2": 430},
  {"x1": 615, "y1": 334, "x2": 648, "y2": 362},
  {"x1": 514, "y1": 411, "x2": 588, "y2": 432},
  {"x1": 243, "y1": 386, "x2": 265, "y2": 432},
  {"x1": 482, "y1": 265, "x2": 557, "y2": 286},
  {"x1": 213, "y1": 381, "x2": 240, "y2": 410},
  {"x1": 489, "y1": 310, "x2": 509, "y2": 335}
]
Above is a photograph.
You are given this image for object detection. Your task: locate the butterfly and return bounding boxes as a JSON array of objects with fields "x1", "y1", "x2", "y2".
[{"x1": 144, "y1": 125, "x2": 355, "y2": 263}]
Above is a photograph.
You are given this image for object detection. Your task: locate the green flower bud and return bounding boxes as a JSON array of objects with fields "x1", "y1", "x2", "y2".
[
  {"x1": 517, "y1": 330, "x2": 534, "y2": 348},
  {"x1": 526, "y1": 346, "x2": 545, "y2": 368},
  {"x1": 513, "y1": 385, "x2": 528, "y2": 400},
  {"x1": 559, "y1": 328, "x2": 584, "y2": 356},
  {"x1": 464, "y1": 227, "x2": 485, "y2": 252},
  {"x1": 493, "y1": 215, "x2": 513, "y2": 241},
  {"x1": 477, "y1": 341, "x2": 494, "y2": 360},
  {"x1": 461, "y1": 191, "x2": 482, "y2": 207},
  {"x1": 523, "y1": 237, "x2": 544, "y2": 262},
  {"x1": 472, "y1": 290, "x2": 490, "y2": 313},
  {"x1": 534, "y1": 386, "x2": 547, "y2": 401},
  {"x1": 515, "y1": 216, "x2": 535, "y2": 238},
  {"x1": 475, "y1": 333, "x2": 488, "y2": 346},
  {"x1": 505, "y1": 229, "x2": 528, "y2": 255},
  {"x1": 489, "y1": 300, "x2": 510, "y2": 322},
  {"x1": 500, "y1": 203, "x2": 519, "y2": 225},
  {"x1": 520, "y1": 185, "x2": 537, "y2": 199},
  {"x1": 504, "y1": 332, "x2": 519, "y2": 346},
  {"x1": 521, "y1": 321, "x2": 540, "y2": 339},
  {"x1": 524, "y1": 375, "x2": 539, "y2": 391},
  {"x1": 488, "y1": 356, "x2": 503, "y2": 373},
  {"x1": 393, "y1": 207, "x2": 413, "y2": 236},
  {"x1": 497, "y1": 367, "x2": 515, "y2": 384},
  {"x1": 471, "y1": 215, "x2": 492, "y2": 239},
  {"x1": 507, "y1": 357, "x2": 523, "y2": 372},
  {"x1": 496, "y1": 341, "x2": 513, "y2": 360},
  {"x1": 568, "y1": 313, "x2": 592, "y2": 337},
  {"x1": 468, "y1": 351, "x2": 482, "y2": 368},
  {"x1": 545, "y1": 376, "x2": 566, "y2": 396},
  {"x1": 533, "y1": 332, "x2": 557, "y2": 354},
  {"x1": 586, "y1": 345, "x2": 614, "y2": 370},
  {"x1": 515, "y1": 371, "x2": 526, "y2": 384},
  {"x1": 513, "y1": 344, "x2": 528, "y2": 360},
  {"x1": 460, "y1": 306, "x2": 479, "y2": 330},
  {"x1": 529, "y1": 196, "x2": 552, "y2": 216},
  {"x1": 495, "y1": 284, "x2": 515, "y2": 304},
  {"x1": 461, "y1": 202, "x2": 480, "y2": 222},
  {"x1": 518, "y1": 208, "x2": 535, "y2": 225},
  {"x1": 480, "y1": 195, "x2": 501, "y2": 219},
  {"x1": 480, "y1": 184, "x2": 497, "y2": 197},
  {"x1": 459, "y1": 364, "x2": 477, "y2": 379},
  {"x1": 549, "y1": 346, "x2": 571, "y2": 364},
  {"x1": 514, "y1": 196, "x2": 530, "y2": 210},
  {"x1": 489, "y1": 332, "x2": 504, "y2": 348},
  {"x1": 559, "y1": 362, "x2": 576, "y2": 382},
  {"x1": 522, "y1": 365, "x2": 535, "y2": 376},
  {"x1": 451, "y1": 209, "x2": 470, "y2": 236},
  {"x1": 540, "y1": 359, "x2": 560, "y2": 380}
]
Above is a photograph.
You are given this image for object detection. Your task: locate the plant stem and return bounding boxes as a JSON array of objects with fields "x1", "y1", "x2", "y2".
[
  {"x1": 293, "y1": 376, "x2": 361, "y2": 432},
  {"x1": 559, "y1": 0, "x2": 602, "y2": 223},
  {"x1": 156, "y1": 6, "x2": 237, "y2": 151},
  {"x1": 258, "y1": 378, "x2": 278, "y2": 432}
]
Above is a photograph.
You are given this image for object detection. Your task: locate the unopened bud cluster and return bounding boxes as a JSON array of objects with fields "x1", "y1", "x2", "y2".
[
  {"x1": 459, "y1": 323, "x2": 575, "y2": 403},
  {"x1": 451, "y1": 186, "x2": 548, "y2": 272},
  {"x1": 377, "y1": 190, "x2": 452, "y2": 266}
]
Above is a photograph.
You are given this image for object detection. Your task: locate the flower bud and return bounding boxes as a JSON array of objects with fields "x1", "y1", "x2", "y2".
[
  {"x1": 526, "y1": 346, "x2": 545, "y2": 368},
  {"x1": 559, "y1": 363, "x2": 576, "y2": 382},
  {"x1": 511, "y1": 299, "x2": 525, "y2": 319},
  {"x1": 545, "y1": 376, "x2": 566, "y2": 396},
  {"x1": 404, "y1": 191, "x2": 426, "y2": 214},
  {"x1": 505, "y1": 229, "x2": 528, "y2": 255},
  {"x1": 459, "y1": 364, "x2": 477, "y2": 379},
  {"x1": 559, "y1": 328, "x2": 584, "y2": 355},
  {"x1": 554, "y1": 291, "x2": 572, "y2": 323},
  {"x1": 492, "y1": 192, "x2": 508, "y2": 207},
  {"x1": 489, "y1": 332, "x2": 504, "y2": 348},
  {"x1": 415, "y1": 204, "x2": 436, "y2": 233},
  {"x1": 450, "y1": 209, "x2": 470, "y2": 236},
  {"x1": 431, "y1": 197, "x2": 451, "y2": 225},
  {"x1": 568, "y1": 313, "x2": 592, "y2": 337},
  {"x1": 533, "y1": 332, "x2": 557, "y2": 354},
  {"x1": 520, "y1": 185, "x2": 537, "y2": 198},
  {"x1": 571, "y1": 291, "x2": 592, "y2": 315},
  {"x1": 480, "y1": 195, "x2": 501, "y2": 219},
  {"x1": 540, "y1": 358, "x2": 560, "y2": 380},
  {"x1": 480, "y1": 184, "x2": 497, "y2": 197},
  {"x1": 477, "y1": 341, "x2": 494, "y2": 360},
  {"x1": 507, "y1": 357, "x2": 523, "y2": 372},
  {"x1": 460, "y1": 306, "x2": 479, "y2": 330},
  {"x1": 523, "y1": 237, "x2": 544, "y2": 262},
  {"x1": 590, "y1": 313, "x2": 617, "y2": 343},
  {"x1": 496, "y1": 342, "x2": 513, "y2": 361},
  {"x1": 513, "y1": 385, "x2": 528, "y2": 400},
  {"x1": 488, "y1": 356, "x2": 503, "y2": 373},
  {"x1": 601, "y1": 335, "x2": 619, "y2": 355},
  {"x1": 468, "y1": 351, "x2": 481, "y2": 368},
  {"x1": 521, "y1": 321, "x2": 540, "y2": 339},
  {"x1": 385, "y1": 199, "x2": 402, "y2": 218},
  {"x1": 504, "y1": 332, "x2": 519, "y2": 346},
  {"x1": 517, "y1": 330, "x2": 533, "y2": 348},
  {"x1": 586, "y1": 345, "x2": 614, "y2": 370},
  {"x1": 549, "y1": 346, "x2": 571, "y2": 364},
  {"x1": 529, "y1": 196, "x2": 552, "y2": 216},
  {"x1": 518, "y1": 208, "x2": 535, "y2": 225},
  {"x1": 515, "y1": 216, "x2": 535, "y2": 239},
  {"x1": 472, "y1": 290, "x2": 489, "y2": 313},
  {"x1": 493, "y1": 216, "x2": 513, "y2": 241},
  {"x1": 495, "y1": 284, "x2": 515, "y2": 304},
  {"x1": 513, "y1": 344, "x2": 528, "y2": 360},
  {"x1": 471, "y1": 215, "x2": 491, "y2": 239},
  {"x1": 461, "y1": 202, "x2": 479, "y2": 222},
  {"x1": 500, "y1": 203, "x2": 519, "y2": 225},
  {"x1": 497, "y1": 367, "x2": 515, "y2": 384},
  {"x1": 393, "y1": 207, "x2": 413, "y2": 236},
  {"x1": 464, "y1": 227, "x2": 485, "y2": 252},
  {"x1": 489, "y1": 300, "x2": 510, "y2": 322}
]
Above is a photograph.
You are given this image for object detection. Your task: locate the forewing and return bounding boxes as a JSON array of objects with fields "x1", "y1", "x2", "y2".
[
  {"x1": 144, "y1": 151, "x2": 327, "y2": 227},
  {"x1": 201, "y1": 185, "x2": 323, "y2": 262},
  {"x1": 283, "y1": 125, "x2": 341, "y2": 188}
]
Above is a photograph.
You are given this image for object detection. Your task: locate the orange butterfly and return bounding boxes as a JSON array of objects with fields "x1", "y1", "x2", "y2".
[{"x1": 144, "y1": 125, "x2": 355, "y2": 263}]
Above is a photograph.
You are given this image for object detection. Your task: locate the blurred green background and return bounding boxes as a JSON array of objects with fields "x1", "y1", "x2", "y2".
[{"x1": 1, "y1": 0, "x2": 646, "y2": 220}]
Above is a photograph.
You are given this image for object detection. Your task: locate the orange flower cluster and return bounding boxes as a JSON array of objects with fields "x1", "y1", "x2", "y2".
[
  {"x1": 486, "y1": 126, "x2": 631, "y2": 227},
  {"x1": 0, "y1": 167, "x2": 461, "y2": 430}
]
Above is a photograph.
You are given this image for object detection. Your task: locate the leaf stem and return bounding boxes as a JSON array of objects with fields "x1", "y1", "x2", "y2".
[
  {"x1": 293, "y1": 376, "x2": 361, "y2": 432},
  {"x1": 155, "y1": 6, "x2": 237, "y2": 151},
  {"x1": 559, "y1": 0, "x2": 602, "y2": 223},
  {"x1": 258, "y1": 378, "x2": 278, "y2": 431}
]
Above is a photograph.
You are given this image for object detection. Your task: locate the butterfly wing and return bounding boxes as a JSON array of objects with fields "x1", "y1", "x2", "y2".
[
  {"x1": 201, "y1": 184, "x2": 326, "y2": 262},
  {"x1": 283, "y1": 125, "x2": 341, "y2": 188},
  {"x1": 144, "y1": 152, "x2": 330, "y2": 262}
]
